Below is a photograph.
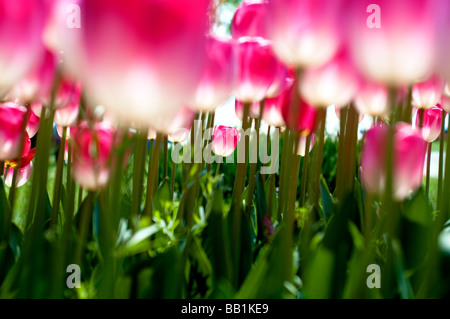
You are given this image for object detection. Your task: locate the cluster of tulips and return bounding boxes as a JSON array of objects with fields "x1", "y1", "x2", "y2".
[{"x1": 1, "y1": 0, "x2": 450, "y2": 299}]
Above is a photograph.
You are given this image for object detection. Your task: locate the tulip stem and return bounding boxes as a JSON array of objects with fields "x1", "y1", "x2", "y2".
[
  {"x1": 206, "y1": 112, "x2": 216, "y2": 173},
  {"x1": 215, "y1": 160, "x2": 221, "y2": 179},
  {"x1": 437, "y1": 112, "x2": 447, "y2": 209},
  {"x1": 163, "y1": 135, "x2": 168, "y2": 179},
  {"x1": 312, "y1": 108, "x2": 327, "y2": 210},
  {"x1": 425, "y1": 142, "x2": 432, "y2": 197},
  {"x1": 131, "y1": 132, "x2": 148, "y2": 228},
  {"x1": 8, "y1": 169, "x2": 18, "y2": 211},
  {"x1": 171, "y1": 142, "x2": 178, "y2": 197},
  {"x1": 299, "y1": 134, "x2": 312, "y2": 208},
  {"x1": 74, "y1": 191, "x2": 94, "y2": 267},
  {"x1": 144, "y1": 133, "x2": 162, "y2": 219},
  {"x1": 50, "y1": 127, "x2": 67, "y2": 229},
  {"x1": 335, "y1": 106, "x2": 349, "y2": 200}
]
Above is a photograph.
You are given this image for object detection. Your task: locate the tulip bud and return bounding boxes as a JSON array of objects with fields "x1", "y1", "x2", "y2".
[
  {"x1": 71, "y1": 121, "x2": 116, "y2": 190},
  {"x1": 26, "y1": 110, "x2": 40, "y2": 138},
  {"x1": 0, "y1": 102, "x2": 27, "y2": 161},
  {"x1": 354, "y1": 80, "x2": 390, "y2": 117},
  {"x1": 360, "y1": 123, "x2": 427, "y2": 200},
  {"x1": 415, "y1": 106, "x2": 443, "y2": 143},
  {"x1": 297, "y1": 134, "x2": 316, "y2": 157},
  {"x1": 211, "y1": 125, "x2": 240, "y2": 157},
  {"x1": 262, "y1": 96, "x2": 286, "y2": 128},
  {"x1": 412, "y1": 74, "x2": 445, "y2": 109},
  {"x1": 54, "y1": 84, "x2": 81, "y2": 127}
]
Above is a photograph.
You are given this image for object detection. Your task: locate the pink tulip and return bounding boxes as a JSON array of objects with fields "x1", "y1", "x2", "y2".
[
  {"x1": 345, "y1": 0, "x2": 442, "y2": 86},
  {"x1": 300, "y1": 51, "x2": 359, "y2": 109},
  {"x1": 412, "y1": 74, "x2": 446, "y2": 109},
  {"x1": 211, "y1": 126, "x2": 240, "y2": 157},
  {"x1": 334, "y1": 105, "x2": 365, "y2": 123},
  {"x1": 189, "y1": 36, "x2": 236, "y2": 112},
  {"x1": 71, "y1": 121, "x2": 116, "y2": 190},
  {"x1": 234, "y1": 38, "x2": 278, "y2": 103},
  {"x1": 297, "y1": 134, "x2": 316, "y2": 157},
  {"x1": 280, "y1": 79, "x2": 318, "y2": 135},
  {"x1": 265, "y1": 60, "x2": 290, "y2": 99},
  {"x1": 445, "y1": 83, "x2": 450, "y2": 97},
  {"x1": 4, "y1": 162, "x2": 33, "y2": 188},
  {"x1": 167, "y1": 107, "x2": 194, "y2": 143},
  {"x1": 3, "y1": 133, "x2": 35, "y2": 188},
  {"x1": 262, "y1": 96, "x2": 286, "y2": 128},
  {"x1": 360, "y1": 123, "x2": 427, "y2": 200},
  {"x1": 266, "y1": 0, "x2": 343, "y2": 68},
  {"x1": 415, "y1": 106, "x2": 443, "y2": 143},
  {"x1": 59, "y1": 0, "x2": 210, "y2": 133},
  {"x1": 0, "y1": 0, "x2": 48, "y2": 96},
  {"x1": 26, "y1": 110, "x2": 40, "y2": 138},
  {"x1": 435, "y1": 3, "x2": 450, "y2": 81},
  {"x1": 0, "y1": 102, "x2": 27, "y2": 161},
  {"x1": 354, "y1": 80, "x2": 390, "y2": 117},
  {"x1": 54, "y1": 84, "x2": 81, "y2": 127},
  {"x1": 231, "y1": 1, "x2": 268, "y2": 40},
  {"x1": 56, "y1": 125, "x2": 71, "y2": 140}
]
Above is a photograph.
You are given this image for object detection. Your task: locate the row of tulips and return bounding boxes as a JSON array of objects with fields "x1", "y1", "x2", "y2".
[{"x1": 0, "y1": 0, "x2": 449, "y2": 298}]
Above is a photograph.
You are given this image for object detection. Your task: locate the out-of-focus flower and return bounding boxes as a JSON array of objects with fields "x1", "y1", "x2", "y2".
[
  {"x1": 262, "y1": 214, "x2": 275, "y2": 237},
  {"x1": 211, "y1": 125, "x2": 240, "y2": 157},
  {"x1": 280, "y1": 78, "x2": 318, "y2": 135},
  {"x1": 266, "y1": 0, "x2": 343, "y2": 68},
  {"x1": 360, "y1": 122, "x2": 427, "y2": 200},
  {"x1": 262, "y1": 96, "x2": 286, "y2": 128},
  {"x1": 435, "y1": 5, "x2": 450, "y2": 81},
  {"x1": 26, "y1": 109, "x2": 40, "y2": 138},
  {"x1": 265, "y1": 60, "x2": 290, "y2": 99},
  {"x1": 299, "y1": 51, "x2": 359, "y2": 109},
  {"x1": 297, "y1": 134, "x2": 316, "y2": 157},
  {"x1": 345, "y1": 0, "x2": 442, "y2": 86},
  {"x1": 445, "y1": 83, "x2": 450, "y2": 97},
  {"x1": 412, "y1": 74, "x2": 445, "y2": 109},
  {"x1": 4, "y1": 162, "x2": 33, "y2": 188},
  {"x1": 234, "y1": 38, "x2": 278, "y2": 103},
  {"x1": 71, "y1": 121, "x2": 116, "y2": 190},
  {"x1": 231, "y1": 0, "x2": 269, "y2": 40},
  {"x1": 56, "y1": 125, "x2": 71, "y2": 139},
  {"x1": 167, "y1": 107, "x2": 193, "y2": 143},
  {"x1": 147, "y1": 129, "x2": 157, "y2": 140},
  {"x1": 54, "y1": 84, "x2": 81, "y2": 127},
  {"x1": 354, "y1": 80, "x2": 389, "y2": 117},
  {"x1": 0, "y1": 0, "x2": 48, "y2": 96},
  {"x1": 59, "y1": 0, "x2": 210, "y2": 133},
  {"x1": 0, "y1": 102, "x2": 27, "y2": 161},
  {"x1": 441, "y1": 97, "x2": 450, "y2": 113},
  {"x1": 189, "y1": 36, "x2": 236, "y2": 112},
  {"x1": 415, "y1": 106, "x2": 443, "y2": 143},
  {"x1": 168, "y1": 128, "x2": 190, "y2": 144}
]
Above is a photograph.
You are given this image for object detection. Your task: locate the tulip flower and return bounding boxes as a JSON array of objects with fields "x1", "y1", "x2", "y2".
[
  {"x1": 26, "y1": 110, "x2": 40, "y2": 139},
  {"x1": 297, "y1": 134, "x2": 316, "y2": 157},
  {"x1": 71, "y1": 121, "x2": 116, "y2": 190},
  {"x1": 334, "y1": 105, "x2": 365, "y2": 123},
  {"x1": 262, "y1": 97, "x2": 286, "y2": 128},
  {"x1": 412, "y1": 74, "x2": 445, "y2": 109},
  {"x1": 435, "y1": 4, "x2": 450, "y2": 81},
  {"x1": 211, "y1": 126, "x2": 240, "y2": 157},
  {"x1": 265, "y1": 60, "x2": 290, "y2": 99},
  {"x1": 0, "y1": 102, "x2": 28, "y2": 161},
  {"x1": 59, "y1": 0, "x2": 210, "y2": 133},
  {"x1": 445, "y1": 83, "x2": 450, "y2": 97},
  {"x1": 3, "y1": 133, "x2": 35, "y2": 188},
  {"x1": 147, "y1": 129, "x2": 157, "y2": 140},
  {"x1": 279, "y1": 78, "x2": 318, "y2": 135},
  {"x1": 56, "y1": 125, "x2": 71, "y2": 140},
  {"x1": 441, "y1": 97, "x2": 450, "y2": 113},
  {"x1": 266, "y1": 0, "x2": 343, "y2": 68},
  {"x1": 231, "y1": 1, "x2": 269, "y2": 40},
  {"x1": 234, "y1": 38, "x2": 278, "y2": 103},
  {"x1": 360, "y1": 123, "x2": 427, "y2": 200},
  {"x1": 189, "y1": 36, "x2": 236, "y2": 112},
  {"x1": 299, "y1": 51, "x2": 359, "y2": 109},
  {"x1": 345, "y1": 0, "x2": 442, "y2": 86},
  {"x1": 167, "y1": 107, "x2": 193, "y2": 144},
  {"x1": 354, "y1": 80, "x2": 390, "y2": 117},
  {"x1": 415, "y1": 106, "x2": 443, "y2": 143},
  {"x1": 0, "y1": 0, "x2": 48, "y2": 96},
  {"x1": 54, "y1": 85, "x2": 81, "y2": 127}
]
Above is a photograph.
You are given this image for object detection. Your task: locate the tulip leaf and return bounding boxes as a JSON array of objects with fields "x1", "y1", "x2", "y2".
[
  {"x1": 402, "y1": 189, "x2": 432, "y2": 226},
  {"x1": 117, "y1": 224, "x2": 160, "y2": 257},
  {"x1": 320, "y1": 177, "x2": 334, "y2": 223}
]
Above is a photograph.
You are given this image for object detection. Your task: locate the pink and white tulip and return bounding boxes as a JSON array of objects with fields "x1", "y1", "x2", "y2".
[
  {"x1": 54, "y1": 84, "x2": 81, "y2": 127},
  {"x1": 266, "y1": 0, "x2": 343, "y2": 68},
  {"x1": 415, "y1": 106, "x2": 443, "y2": 143},
  {"x1": 59, "y1": 0, "x2": 210, "y2": 133},
  {"x1": 234, "y1": 38, "x2": 278, "y2": 103},
  {"x1": 412, "y1": 74, "x2": 446, "y2": 109},
  {"x1": 0, "y1": 102, "x2": 28, "y2": 161},
  {"x1": 26, "y1": 110, "x2": 40, "y2": 138},
  {"x1": 297, "y1": 134, "x2": 316, "y2": 157},
  {"x1": 345, "y1": 0, "x2": 442, "y2": 86},
  {"x1": 189, "y1": 36, "x2": 236, "y2": 112},
  {"x1": 354, "y1": 80, "x2": 390, "y2": 117},
  {"x1": 231, "y1": 1, "x2": 269, "y2": 40},
  {"x1": 211, "y1": 126, "x2": 240, "y2": 157},
  {"x1": 0, "y1": 0, "x2": 48, "y2": 96},
  {"x1": 71, "y1": 121, "x2": 116, "y2": 190},
  {"x1": 360, "y1": 123, "x2": 427, "y2": 200}
]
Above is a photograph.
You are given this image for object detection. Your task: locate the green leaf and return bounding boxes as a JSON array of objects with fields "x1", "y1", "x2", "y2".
[
  {"x1": 117, "y1": 224, "x2": 160, "y2": 257},
  {"x1": 320, "y1": 177, "x2": 334, "y2": 223},
  {"x1": 0, "y1": 179, "x2": 11, "y2": 242},
  {"x1": 402, "y1": 189, "x2": 432, "y2": 226}
]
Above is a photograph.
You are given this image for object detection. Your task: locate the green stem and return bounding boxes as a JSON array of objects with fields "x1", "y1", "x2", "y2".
[
  {"x1": 143, "y1": 133, "x2": 162, "y2": 219},
  {"x1": 163, "y1": 135, "x2": 168, "y2": 179},
  {"x1": 299, "y1": 134, "x2": 312, "y2": 207},
  {"x1": 437, "y1": 112, "x2": 446, "y2": 209},
  {"x1": 8, "y1": 168, "x2": 18, "y2": 211},
  {"x1": 425, "y1": 143, "x2": 432, "y2": 198},
  {"x1": 215, "y1": 160, "x2": 221, "y2": 179},
  {"x1": 171, "y1": 143, "x2": 177, "y2": 196},
  {"x1": 74, "y1": 191, "x2": 94, "y2": 266},
  {"x1": 335, "y1": 106, "x2": 348, "y2": 200},
  {"x1": 131, "y1": 132, "x2": 148, "y2": 227},
  {"x1": 50, "y1": 127, "x2": 67, "y2": 229},
  {"x1": 312, "y1": 109, "x2": 327, "y2": 209},
  {"x1": 0, "y1": 161, "x2": 4, "y2": 177}
]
